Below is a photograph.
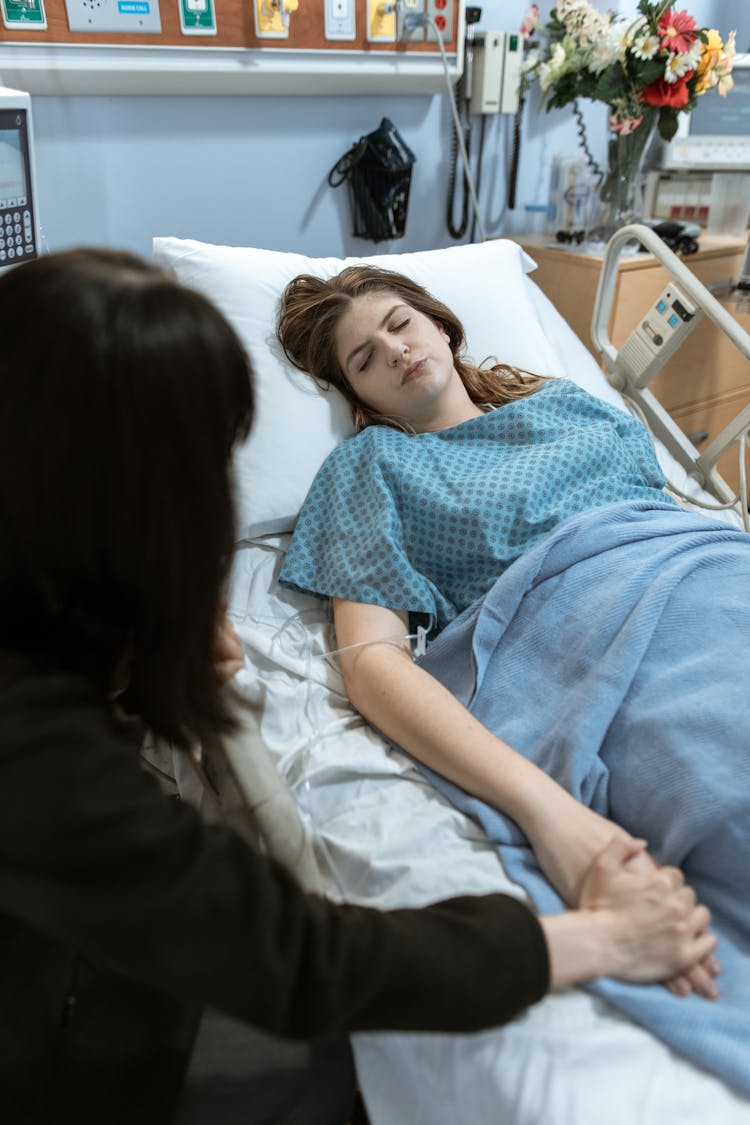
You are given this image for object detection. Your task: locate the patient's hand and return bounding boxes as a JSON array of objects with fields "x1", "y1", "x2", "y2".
[
  {"x1": 606, "y1": 837, "x2": 720, "y2": 1001},
  {"x1": 576, "y1": 837, "x2": 719, "y2": 996},
  {"x1": 540, "y1": 838, "x2": 718, "y2": 994},
  {"x1": 214, "y1": 614, "x2": 244, "y2": 682},
  {"x1": 523, "y1": 787, "x2": 636, "y2": 906},
  {"x1": 523, "y1": 791, "x2": 719, "y2": 998},
  {"x1": 580, "y1": 841, "x2": 719, "y2": 999}
]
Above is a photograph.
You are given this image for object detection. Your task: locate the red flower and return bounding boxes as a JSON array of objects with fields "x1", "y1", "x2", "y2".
[
  {"x1": 641, "y1": 73, "x2": 693, "y2": 108},
  {"x1": 658, "y1": 8, "x2": 698, "y2": 54}
]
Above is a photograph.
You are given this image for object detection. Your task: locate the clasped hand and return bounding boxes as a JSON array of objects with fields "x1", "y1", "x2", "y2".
[
  {"x1": 526, "y1": 794, "x2": 719, "y2": 998},
  {"x1": 579, "y1": 837, "x2": 719, "y2": 997}
]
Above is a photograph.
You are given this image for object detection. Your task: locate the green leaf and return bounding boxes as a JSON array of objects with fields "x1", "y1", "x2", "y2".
[
  {"x1": 657, "y1": 107, "x2": 679, "y2": 142},
  {"x1": 595, "y1": 65, "x2": 628, "y2": 104},
  {"x1": 635, "y1": 57, "x2": 666, "y2": 86},
  {"x1": 636, "y1": 0, "x2": 658, "y2": 29}
]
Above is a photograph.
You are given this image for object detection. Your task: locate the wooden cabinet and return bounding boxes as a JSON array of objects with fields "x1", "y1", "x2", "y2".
[{"x1": 518, "y1": 234, "x2": 750, "y2": 494}]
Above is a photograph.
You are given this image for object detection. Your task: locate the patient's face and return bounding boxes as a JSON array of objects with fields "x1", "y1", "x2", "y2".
[{"x1": 334, "y1": 291, "x2": 458, "y2": 429}]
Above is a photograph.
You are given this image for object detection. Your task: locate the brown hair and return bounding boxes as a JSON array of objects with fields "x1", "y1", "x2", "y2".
[{"x1": 276, "y1": 264, "x2": 547, "y2": 432}]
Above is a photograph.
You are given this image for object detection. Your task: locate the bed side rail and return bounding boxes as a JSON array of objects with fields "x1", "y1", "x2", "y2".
[{"x1": 591, "y1": 224, "x2": 750, "y2": 510}]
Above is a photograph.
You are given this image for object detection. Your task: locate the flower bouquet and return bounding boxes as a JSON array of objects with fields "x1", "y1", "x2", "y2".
[{"x1": 523, "y1": 0, "x2": 736, "y2": 236}]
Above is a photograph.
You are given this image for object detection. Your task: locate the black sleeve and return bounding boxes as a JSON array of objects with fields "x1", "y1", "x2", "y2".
[{"x1": 0, "y1": 671, "x2": 549, "y2": 1039}]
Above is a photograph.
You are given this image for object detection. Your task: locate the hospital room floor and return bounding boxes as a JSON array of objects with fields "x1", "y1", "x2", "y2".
[{"x1": 173, "y1": 1008, "x2": 370, "y2": 1124}]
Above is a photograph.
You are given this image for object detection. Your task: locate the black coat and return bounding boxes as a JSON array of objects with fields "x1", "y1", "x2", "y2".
[{"x1": 0, "y1": 657, "x2": 548, "y2": 1124}]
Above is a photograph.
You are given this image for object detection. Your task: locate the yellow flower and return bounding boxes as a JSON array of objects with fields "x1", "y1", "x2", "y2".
[
  {"x1": 717, "y1": 30, "x2": 737, "y2": 97},
  {"x1": 694, "y1": 28, "x2": 735, "y2": 95}
]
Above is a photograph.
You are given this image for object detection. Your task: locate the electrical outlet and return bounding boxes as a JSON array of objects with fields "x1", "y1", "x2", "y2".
[
  {"x1": 424, "y1": 0, "x2": 452, "y2": 42},
  {"x1": 398, "y1": 0, "x2": 425, "y2": 42},
  {"x1": 325, "y1": 0, "x2": 355, "y2": 41},
  {"x1": 1, "y1": 0, "x2": 47, "y2": 29},
  {"x1": 178, "y1": 0, "x2": 216, "y2": 36},
  {"x1": 367, "y1": 0, "x2": 395, "y2": 42},
  {"x1": 64, "y1": 0, "x2": 160, "y2": 33},
  {"x1": 254, "y1": 0, "x2": 287, "y2": 38}
]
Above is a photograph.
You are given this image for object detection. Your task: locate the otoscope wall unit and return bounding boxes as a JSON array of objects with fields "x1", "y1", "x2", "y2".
[{"x1": 0, "y1": 0, "x2": 463, "y2": 94}]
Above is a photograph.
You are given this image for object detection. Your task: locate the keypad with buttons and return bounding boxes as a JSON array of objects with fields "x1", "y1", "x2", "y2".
[{"x1": 0, "y1": 203, "x2": 36, "y2": 264}]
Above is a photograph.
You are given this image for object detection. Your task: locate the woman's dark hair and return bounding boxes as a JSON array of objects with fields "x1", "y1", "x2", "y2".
[
  {"x1": 276, "y1": 264, "x2": 547, "y2": 432},
  {"x1": 0, "y1": 248, "x2": 254, "y2": 749}
]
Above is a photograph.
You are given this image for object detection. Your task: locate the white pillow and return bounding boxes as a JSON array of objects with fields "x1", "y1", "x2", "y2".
[{"x1": 152, "y1": 237, "x2": 559, "y2": 540}]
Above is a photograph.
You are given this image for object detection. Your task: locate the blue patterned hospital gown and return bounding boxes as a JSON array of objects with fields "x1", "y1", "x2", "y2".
[{"x1": 279, "y1": 379, "x2": 673, "y2": 633}]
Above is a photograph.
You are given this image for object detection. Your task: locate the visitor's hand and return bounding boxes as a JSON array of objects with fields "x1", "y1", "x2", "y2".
[
  {"x1": 578, "y1": 837, "x2": 719, "y2": 995},
  {"x1": 608, "y1": 836, "x2": 720, "y2": 1000},
  {"x1": 214, "y1": 613, "x2": 244, "y2": 682}
]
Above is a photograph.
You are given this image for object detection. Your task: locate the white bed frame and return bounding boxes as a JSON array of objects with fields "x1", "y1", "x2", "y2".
[{"x1": 593, "y1": 223, "x2": 750, "y2": 518}]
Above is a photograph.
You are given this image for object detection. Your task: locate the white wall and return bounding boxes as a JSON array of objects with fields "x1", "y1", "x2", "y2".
[{"x1": 19, "y1": 0, "x2": 749, "y2": 259}]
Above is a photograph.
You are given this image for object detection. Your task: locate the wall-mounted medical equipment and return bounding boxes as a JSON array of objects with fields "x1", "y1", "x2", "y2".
[
  {"x1": 0, "y1": 87, "x2": 40, "y2": 273},
  {"x1": 0, "y1": 0, "x2": 463, "y2": 95},
  {"x1": 328, "y1": 116, "x2": 415, "y2": 242},
  {"x1": 469, "y1": 29, "x2": 520, "y2": 115},
  {"x1": 64, "y1": 0, "x2": 161, "y2": 32},
  {"x1": 663, "y1": 53, "x2": 750, "y2": 171},
  {"x1": 444, "y1": 12, "x2": 523, "y2": 242}
]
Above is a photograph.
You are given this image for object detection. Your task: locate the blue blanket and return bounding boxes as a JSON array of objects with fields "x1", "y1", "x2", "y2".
[{"x1": 412, "y1": 500, "x2": 750, "y2": 1096}]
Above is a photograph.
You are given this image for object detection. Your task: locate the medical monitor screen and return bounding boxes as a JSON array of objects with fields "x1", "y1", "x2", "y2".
[
  {"x1": 0, "y1": 125, "x2": 27, "y2": 208},
  {"x1": 689, "y1": 64, "x2": 750, "y2": 137}
]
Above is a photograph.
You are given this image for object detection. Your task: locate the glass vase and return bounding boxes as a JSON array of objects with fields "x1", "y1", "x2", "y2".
[{"x1": 588, "y1": 108, "x2": 658, "y2": 245}]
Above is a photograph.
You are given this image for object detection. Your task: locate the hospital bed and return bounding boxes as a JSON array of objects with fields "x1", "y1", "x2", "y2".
[{"x1": 152, "y1": 232, "x2": 750, "y2": 1125}]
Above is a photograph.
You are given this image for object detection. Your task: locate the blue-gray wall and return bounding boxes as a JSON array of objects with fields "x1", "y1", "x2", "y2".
[{"x1": 16, "y1": 0, "x2": 748, "y2": 258}]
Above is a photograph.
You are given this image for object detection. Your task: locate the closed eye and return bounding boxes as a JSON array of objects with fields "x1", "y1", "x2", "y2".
[{"x1": 358, "y1": 318, "x2": 410, "y2": 372}]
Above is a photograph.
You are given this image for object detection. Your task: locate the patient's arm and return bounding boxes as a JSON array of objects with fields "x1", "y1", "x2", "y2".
[
  {"x1": 334, "y1": 598, "x2": 634, "y2": 904},
  {"x1": 333, "y1": 597, "x2": 719, "y2": 997}
]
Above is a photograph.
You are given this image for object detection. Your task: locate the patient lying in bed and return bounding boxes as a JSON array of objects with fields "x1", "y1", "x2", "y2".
[{"x1": 274, "y1": 263, "x2": 750, "y2": 1097}]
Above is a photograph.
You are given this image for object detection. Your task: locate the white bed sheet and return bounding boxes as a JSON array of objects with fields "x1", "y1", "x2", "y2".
[{"x1": 225, "y1": 279, "x2": 750, "y2": 1124}]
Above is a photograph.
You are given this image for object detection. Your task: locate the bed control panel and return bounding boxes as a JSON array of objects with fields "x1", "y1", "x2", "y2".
[{"x1": 616, "y1": 283, "x2": 703, "y2": 390}]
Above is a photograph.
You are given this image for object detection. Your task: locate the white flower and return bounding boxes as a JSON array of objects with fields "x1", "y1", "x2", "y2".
[
  {"x1": 684, "y1": 39, "x2": 703, "y2": 68},
  {"x1": 588, "y1": 24, "x2": 625, "y2": 73},
  {"x1": 622, "y1": 15, "x2": 647, "y2": 47},
  {"x1": 521, "y1": 48, "x2": 541, "y2": 74},
  {"x1": 664, "y1": 50, "x2": 695, "y2": 82},
  {"x1": 538, "y1": 61, "x2": 555, "y2": 91},
  {"x1": 630, "y1": 32, "x2": 659, "y2": 60},
  {"x1": 539, "y1": 40, "x2": 570, "y2": 89},
  {"x1": 556, "y1": 0, "x2": 610, "y2": 46}
]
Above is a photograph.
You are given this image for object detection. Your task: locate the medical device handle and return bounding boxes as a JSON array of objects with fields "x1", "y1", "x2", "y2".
[{"x1": 591, "y1": 224, "x2": 750, "y2": 502}]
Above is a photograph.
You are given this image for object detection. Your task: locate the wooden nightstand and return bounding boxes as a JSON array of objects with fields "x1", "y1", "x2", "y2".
[{"x1": 518, "y1": 233, "x2": 750, "y2": 494}]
